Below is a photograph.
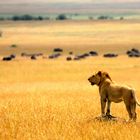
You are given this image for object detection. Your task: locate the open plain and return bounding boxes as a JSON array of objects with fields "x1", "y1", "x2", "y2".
[{"x1": 0, "y1": 20, "x2": 140, "y2": 139}]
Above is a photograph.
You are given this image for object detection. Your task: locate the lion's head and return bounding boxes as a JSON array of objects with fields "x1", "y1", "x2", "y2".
[{"x1": 88, "y1": 71, "x2": 112, "y2": 86}]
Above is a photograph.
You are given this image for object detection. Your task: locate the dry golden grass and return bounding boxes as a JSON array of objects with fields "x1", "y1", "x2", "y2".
[
  {"x1": 0, "y1": 56, "x2": 140, "y2": 140},
  {"x1": 0, "y1": 20, "x2": 140, "y2": 55},
  {"x1": 0, "y1": 20, "x2": 140, "y2": 139}
]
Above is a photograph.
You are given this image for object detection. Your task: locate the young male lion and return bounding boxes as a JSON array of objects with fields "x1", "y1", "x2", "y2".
[{"x1": 88, "y1": 71, "x2": 140, "y2": 121}]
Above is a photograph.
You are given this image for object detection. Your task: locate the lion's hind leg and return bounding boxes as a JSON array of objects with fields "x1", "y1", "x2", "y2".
[
  {"x1": 124, "y1": 101, "x2": 133, "y2": 121},
  {"x1": 130, "y1": 102, "x2": 137, "y2": 121}
]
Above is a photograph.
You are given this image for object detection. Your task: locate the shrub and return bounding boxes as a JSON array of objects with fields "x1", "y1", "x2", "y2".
[
  {"x1": 120, "y1": 17, "x2": 124, "y2": 20},
  {"x1": 21, "y1": 15, "x2": 34, "y2": 20},
  {"x1": 11, "y1": 44, "x2": 17, "y2": 48},
  {"x1": 12, "y1": 16, "x2": 20, "y2": 21},
  {"x1": 56, "y1": 14, "x2": 67, "y2": 20},
  {"x1": 0, "y1": 17, "x2": 5, "y2": 20},
  {"x1": 37, "y1": 16, "x2": 43, "y2": 20},
  {"x1": 97, "y1": 16, "x2": 113, "y2": 20}
]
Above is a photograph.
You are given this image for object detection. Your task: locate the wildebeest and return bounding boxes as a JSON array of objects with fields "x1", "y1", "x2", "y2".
[
  {"x1": 126, "y1": 48, "x2": 140, "y2": 57},
  {"x1": 73, "y1": 55, "x2": 82, "y2": 60},
  {"x1": 2, "y1": 57, "x2": 12, "y2": 61},
  {"x1": 73, "y1": 53, "x2": 90, "y2": 60},
  {"x1": 53, "y1": 48, "x2": 63, "y2": 52},
  {"x1": 73, "y1": 51, "x2": 99, "y2": 61},
  {"x1": 82, "y1": 53, "x2": 90, "y2": 58},
  {"x1": 48, "y1": 53, "x2": 61, "y2": 59},
  {"x1": 103, "y1": 53, "x2": 118, "y2": 58},
  {"x1": 31, "y1": 55, "x2": 36, "y2": 60},
  {"x1": 132, "y1": 48, "x2": 139, "y2": 54},
  {"x1": 2, "y1": 54, "x2": 16, "y2": 61},
  {"x1": 21, "y1": 52, "x2": 43, "y2": 57},
  {"x1": 10, "y1": 54, "x2": 16, "y2": 59},
  {"x1": 66, "y1": 57, "x2": 72, "y2": 61},
  {"x1": 89, "y1": 51, "x2": 98, "y2": 56}
]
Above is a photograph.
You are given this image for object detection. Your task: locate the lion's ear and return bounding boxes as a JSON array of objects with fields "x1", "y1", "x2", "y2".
[
  {"x1": 97, "y1": 71, "x2": 102, "y2": 76},
  {"x1": 106, "y1": 73, "x2": 112, "y2": 81}
]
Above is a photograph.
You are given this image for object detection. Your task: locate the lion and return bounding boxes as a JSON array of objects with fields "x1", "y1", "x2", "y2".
[{"x1": 88, "y1": 71, "x2": 140, "y2": 121}]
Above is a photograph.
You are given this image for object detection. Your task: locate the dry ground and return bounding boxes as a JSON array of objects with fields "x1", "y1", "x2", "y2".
[{"x1": 0, "y1": 20, "x2": 140, "y2": 140}]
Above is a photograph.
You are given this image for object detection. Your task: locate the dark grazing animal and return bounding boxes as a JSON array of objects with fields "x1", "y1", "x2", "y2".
[
  {"x1": 10, "y1": 54, "x2": 16, "y2": 59},
  {"x1": 66, "y1": 57, "x2": 72, "y2": 61},
  {"x1": 48, "y1": 53, "x2": 61, "y2": 59},
  {"x1": 126, "y1": 48, "x2": 140, "y2": 57},
  {"x1": 53, "y1": 48, "x2": 63, "y2": 52},
  {"x1": 2, "y1": 54, "x2": 16, "y2": 61},
  {"x1": 103, "y1": 53, "x2": 118, "y2": 58},
  {"x1": 21, "y1": 53, "x2": 43, "y2": 57},
  {"x1": 3, "y1": 57, "x2": 12, "y2": 61},
  {"x1": 89, "y1": 51, "x2": 98, "y2": 56},
  {"x1": 31, "y1": 55, "x2": 37, "y2": 60}
]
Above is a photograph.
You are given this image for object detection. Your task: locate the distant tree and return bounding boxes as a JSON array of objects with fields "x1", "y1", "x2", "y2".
[
  {"x1": 0, "y1": 17, "x2": 5, "y2": 20},
  {"x1": 11, "y1": 15, "x2": 46, "y2": 21},
  {"x1": 10, "y1": 44, "x2": 17, "y2": 48},
  {"x1": 12, "y1": 16, "x2": 20, "y2": 21},
  {"x1": 37, "y1": 16, "x2": 43, "y2": 20},
  {"x1": 12, "y1": 15, "x2": 34, "y2": 21},
  {"x1": 21, "y1": 15, "x2": 33, "y2": 20},
  {"x1": 97, "y1": 15, "x2": 113, "y2": 20},
  {"x1": 98, "y1": 16, "x2": 108, "y2": 20},
  {"x1": 56, "y1": 14, "x2": 67, "y2": 20},
  {"x1": 120, "y1": 17, "x2": 124, "y2": 20}
]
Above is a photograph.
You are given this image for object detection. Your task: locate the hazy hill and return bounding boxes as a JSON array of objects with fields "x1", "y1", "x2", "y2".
[
  {"x1": 0, "y1": 2, "x2": 140, "y2": 14},
  {"x1": 0, "y1": 2, "x2": 140, "y2": 20}
]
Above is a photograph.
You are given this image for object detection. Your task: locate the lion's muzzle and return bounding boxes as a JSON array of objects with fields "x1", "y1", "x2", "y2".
[{"x1": 88, "y1": 78, "x2": 95, "y2": 85}]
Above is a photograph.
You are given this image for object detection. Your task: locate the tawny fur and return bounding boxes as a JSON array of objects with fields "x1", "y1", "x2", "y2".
[{"x1": 88, "y1": 71, "x2": 140, "y2": 121}]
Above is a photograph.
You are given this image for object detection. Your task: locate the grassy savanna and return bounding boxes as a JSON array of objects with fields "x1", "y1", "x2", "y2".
[
  {"x1": 0, "y1": 57, "x2": 140, "y2": 139},
  {"x1": 0, "y1": 20, "x2": 140, "y2": 139},
  {"x1": 0, "y1": 20, "x2": 140, "y2": 55}
]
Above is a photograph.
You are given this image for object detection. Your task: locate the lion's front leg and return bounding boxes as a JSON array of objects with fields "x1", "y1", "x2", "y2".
[
  {"x1": 106, "y1": 100, "x2": 111, "y2": 116},
  {"x1": 106, "y1": 100, "x2": 116, "y2": 119},
  {"x1": 100, "y1": 98, "x2": 107, "y2": 117}
]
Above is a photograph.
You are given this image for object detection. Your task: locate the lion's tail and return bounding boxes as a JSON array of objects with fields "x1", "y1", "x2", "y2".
[{"x1": 132, "y1": 89, "x2": 140, "y2": 107}]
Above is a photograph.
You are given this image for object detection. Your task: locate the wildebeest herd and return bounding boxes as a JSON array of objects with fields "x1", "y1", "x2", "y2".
[
  {"x1": 1, "y1": 48, "x2": 140, "y2": 61},
  {"x1": 126, "y1": 48, "x2": 140, "y2": 57}
]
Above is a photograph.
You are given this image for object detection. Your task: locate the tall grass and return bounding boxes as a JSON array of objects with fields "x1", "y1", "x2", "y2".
[{"x1": 0, "y1": 57, "x2": 140, "y2": 139}]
